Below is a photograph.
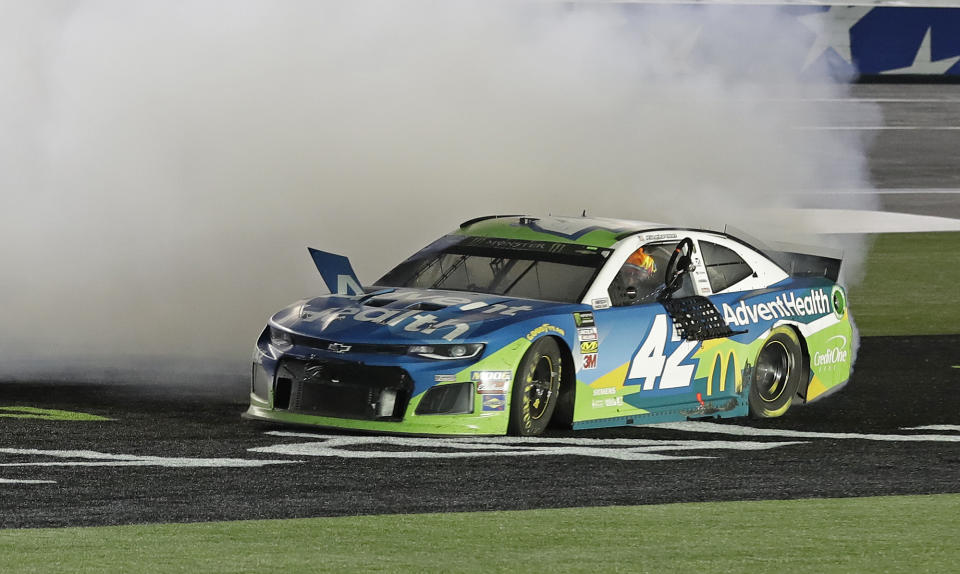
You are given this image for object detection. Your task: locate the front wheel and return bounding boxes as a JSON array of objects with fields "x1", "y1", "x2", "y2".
[
  {"x1": 749, "y1": 327, "x2": 803, "y2": 418},
  {"x1": 508, "y1": 337, "x2": 562, "y2": 436}
]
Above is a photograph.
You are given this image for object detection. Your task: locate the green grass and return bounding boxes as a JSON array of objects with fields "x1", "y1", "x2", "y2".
[
  {"x1": 850, "y1": 232, "x2": 960, "y2": 336},
  {"x1": 2, "y1": 494, "x2": 958, "y2": 573}
]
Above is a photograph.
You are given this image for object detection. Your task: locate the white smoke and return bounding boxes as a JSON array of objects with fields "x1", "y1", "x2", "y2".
[{"x1": 0, "y1": 1, "x2": 877, "y2": 376}]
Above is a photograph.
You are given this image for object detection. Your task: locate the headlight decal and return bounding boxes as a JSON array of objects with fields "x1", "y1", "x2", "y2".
[
  {"x1": 269, "y1": 327, "x2": 293, "y2": 351},
  {"x1": 408, "y1": 343, "x2": 484, "y2": 360}
]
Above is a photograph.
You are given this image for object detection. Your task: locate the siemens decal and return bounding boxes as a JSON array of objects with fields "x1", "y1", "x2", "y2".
[{"x1": 722, "y1": 290, "x2": 831, "y2": 327}]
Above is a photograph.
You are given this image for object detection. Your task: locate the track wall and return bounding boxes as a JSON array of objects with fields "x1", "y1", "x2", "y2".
[{"x1": 608, "y1": 2, "x2": 960, "y2": 78}]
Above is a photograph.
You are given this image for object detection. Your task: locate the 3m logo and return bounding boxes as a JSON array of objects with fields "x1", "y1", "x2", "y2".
[
  {"x1": 583, "y1": 354, "x2": 598, "y2": 369},
  {"x1": 580, "y1": 340, "x2": 599, "y2": 354}
]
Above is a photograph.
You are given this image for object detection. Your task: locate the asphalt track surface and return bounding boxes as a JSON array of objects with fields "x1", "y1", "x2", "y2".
[
  {"x1": 2, "y1": 84, "x2": 959, "y2": 529},
  {"x1": 2, "y1": 334, "x2": 959, "y2": 529},
  {"x1": 832, "y1": 84, "x2": 960, "y2": 217},
  {"x1": 853, "y1": 84, "x2": 960, "y2": 193}
]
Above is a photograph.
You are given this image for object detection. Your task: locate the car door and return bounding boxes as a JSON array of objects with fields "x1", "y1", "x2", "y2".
[
  {"x1": 573, "y1": 237, "x2": 707, "y2": 422},
  {"x1": 685, "y1": 236, "x2": 771, "y2": 405}
]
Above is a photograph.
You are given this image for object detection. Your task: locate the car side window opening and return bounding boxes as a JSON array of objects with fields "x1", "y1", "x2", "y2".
[
  {"x1": 610, "y1": 242, "x2": 691, "y2": 307},
  {"x1": 699, "y1": 240, "x2": 755, "y2": 292}
]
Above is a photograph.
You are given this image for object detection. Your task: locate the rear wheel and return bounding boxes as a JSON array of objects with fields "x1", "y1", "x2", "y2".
[
  {"x1": 508, "y1": 337, "x2": 562, "y2": 436},
  {"x1": 749, "y1": 327, "x2": 803, "y2": 418}
]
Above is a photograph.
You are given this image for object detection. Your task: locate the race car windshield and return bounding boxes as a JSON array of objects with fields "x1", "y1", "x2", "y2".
[{"x1": 376, "y1": 235, "x2": 611, "y2": 303}]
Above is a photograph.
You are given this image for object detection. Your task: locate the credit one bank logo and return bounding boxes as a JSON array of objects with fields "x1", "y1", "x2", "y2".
[{"x1": 813, "y1": 335, "x2": 849, "y2": 367}]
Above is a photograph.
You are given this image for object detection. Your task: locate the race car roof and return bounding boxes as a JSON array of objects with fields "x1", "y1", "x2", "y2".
[{"x1": 456, "y1": 215, "x2": 663, "y2": 248}]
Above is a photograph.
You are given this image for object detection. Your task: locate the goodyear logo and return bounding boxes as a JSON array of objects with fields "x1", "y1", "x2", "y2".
[
  {"x1": 526, "y1": 323, "x2": 565, "y2": 341},
  {"x1": 580, "y1": 340, "x2": 599, "y2": 354}
]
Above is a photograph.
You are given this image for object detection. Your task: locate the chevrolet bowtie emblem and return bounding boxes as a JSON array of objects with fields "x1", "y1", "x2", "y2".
[{"x1": 327, "y1": 343, "x2": 352, "y2": 354}]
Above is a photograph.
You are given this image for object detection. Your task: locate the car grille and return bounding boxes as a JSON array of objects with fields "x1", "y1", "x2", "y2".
[
  {"x1": 289, "y1": 333, "x2": 408, "y2": 355},
  {"x1": 274, "y1": 358, "x2": 413, "y2": 421}
]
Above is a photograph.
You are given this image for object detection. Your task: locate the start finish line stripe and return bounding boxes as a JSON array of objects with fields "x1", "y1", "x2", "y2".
[{"x1": 647, "y1": 421, "x2": 960, "y2": 442}]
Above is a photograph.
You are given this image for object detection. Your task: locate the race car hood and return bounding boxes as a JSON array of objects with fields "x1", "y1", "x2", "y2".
[{"x1": 271, "y1": 288, "x2": 565, "y2": 343}]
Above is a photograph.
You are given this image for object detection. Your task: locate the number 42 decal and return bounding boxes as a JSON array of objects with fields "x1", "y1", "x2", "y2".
[{"x1": 627, "y1": 315, "x2": 698, "y2": 390}]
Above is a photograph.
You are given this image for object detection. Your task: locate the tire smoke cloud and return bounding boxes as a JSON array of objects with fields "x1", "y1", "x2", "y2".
[{"x1": 0, "y1": 1, "x2": 877, "y2": 376}]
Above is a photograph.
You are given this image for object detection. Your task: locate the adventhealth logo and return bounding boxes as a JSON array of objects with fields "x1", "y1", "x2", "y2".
[{"x1": 722, "y1": 290, "x2": 831, "y2": 327}]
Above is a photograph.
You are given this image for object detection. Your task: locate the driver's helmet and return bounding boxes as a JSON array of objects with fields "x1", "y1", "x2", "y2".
[{"x1": 621, "y1": 247, "x2": 657, "y2": 285}]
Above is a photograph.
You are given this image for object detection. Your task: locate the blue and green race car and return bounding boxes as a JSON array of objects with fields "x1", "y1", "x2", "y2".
[{"x1": 245, "y1": 215, "x2": 853, "y2": 436}]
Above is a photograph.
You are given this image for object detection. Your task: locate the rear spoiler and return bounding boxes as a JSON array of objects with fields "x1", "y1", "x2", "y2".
[
  {"x1": 763, "y1": 241, "x2": 843, "y2": 282},
  {"x1": 723, "y1": 225, "x2": 843, "y2": 282}
]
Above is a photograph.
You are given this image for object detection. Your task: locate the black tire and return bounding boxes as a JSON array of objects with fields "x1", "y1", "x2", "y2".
[
  {"x1": 508, "y1": 337, "x2": 562, "y2": 436},
  {"x1": 749, "y1": 327, "x2": 803, "y2": 418}
]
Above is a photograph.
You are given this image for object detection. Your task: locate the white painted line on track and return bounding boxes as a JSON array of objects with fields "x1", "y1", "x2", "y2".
[
  {"x1": 751, "y1": 208, "x2": 960, "y2": 233},
  {"x1": 266, "y1": 426, "x2": 960, "y2": 444},
  {"x1": 0, "y1": 478, "x2": 57, "y2": 485},
  {"x1": 595, "y1": 1, "x2": 960, "y2": 8},
  {"x1": 647, "y1": 421, "x2": 960, "y2": 442},
  {"x1": 254, "y1": 432, "x2": 804, "y2": 461},
  {"x1": 791, "y1": 99, "x2": 960, "y2": 104},
  {"x1": 796, "y1": 126, "x2": 960, "y2": 131},
  {"x1": 257, "y1": 421, "x2": 960, "y2": 461},
  {"x1": 901, "y1": 425, "x2": 960, "y2": 432},
  {"x1": 264, "y1": 430, "x2": 797, "y2": 447},
  {"x1": 801, "y1": 189, "x2": 960, "y2": 195},
  {"x1": 0, "y1": 448, "x2": 303, "y2": 468}
]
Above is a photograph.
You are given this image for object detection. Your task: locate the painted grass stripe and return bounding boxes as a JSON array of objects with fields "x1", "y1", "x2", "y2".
[{"x1": 0, "y1": 406, "x2": 112, "y2": 421}]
